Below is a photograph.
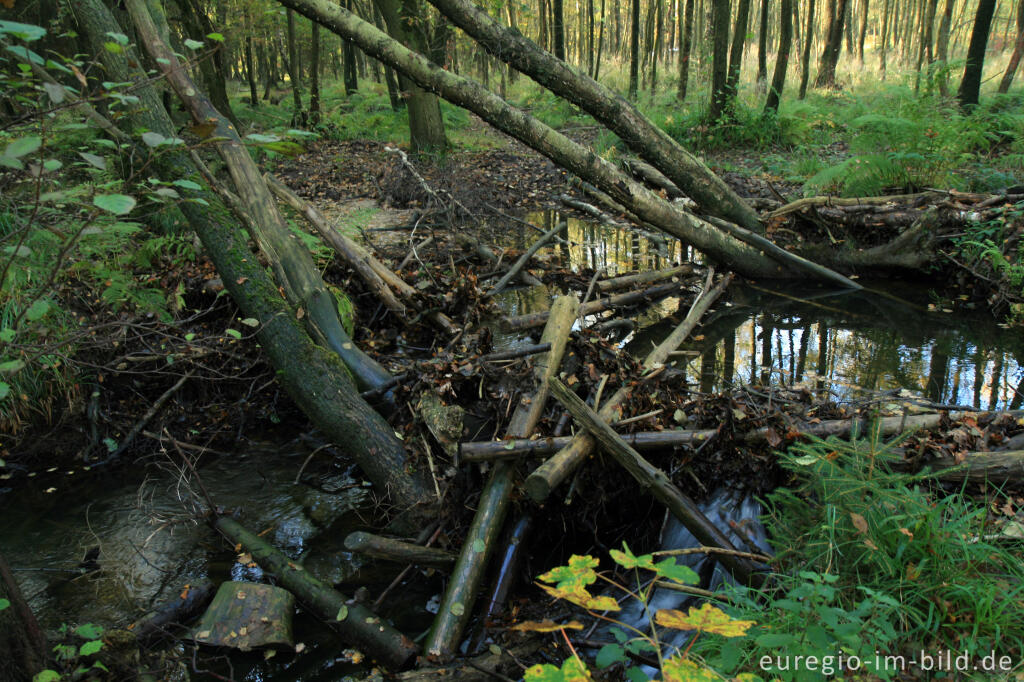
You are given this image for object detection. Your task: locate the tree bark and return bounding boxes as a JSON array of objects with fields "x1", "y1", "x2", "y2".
[
  {"x1": 725, "y1": 0, "x2": 752, "y2": 105},
  {"x1": 814, "y1": 0, "x2": 848, "y2": 88},
  {"x1": 678, "y1": 0, "x2": 696, "y2": 100},
  {"x1": 958, "y1": 0, "x2": 997, "y2": 109},
  {"x1": 757, "y1": 0, "x2": 770, "y2": 87},
  {"x1": 999, "y1": 0, "x2": 1024, "y2": 92},
  {"x1": 375, "y1": 0, "x2": 448, "y2": 152},
  {"x1": 245, "y1": 33, "x2": 260, "y2": 105},
  {"x1": 856, "y1": 0, "x2": 869, "y2": 61},
  {"x1": 177, "y1": 0, "x2": 240, "y2": 129},
  {"x1": 878, "y1": 0, "x2": 890, "y2": 76},
  {"x1": 708, "y1": 0, "x2": 731, "y2": 120},
  {"x1": 935, "y1": 0, "x2": 954, "y2": 94},
  {"x1": 0, "y1": 553, "x2": 48, "y2": 682},
  {"x1": 629, "y1": 0, "x2": 641, "y2": 97},
  {"x1": 765, "y1": 0, "x2": 793, "y2": 112},
  {"x1": 310, "y1": 21, "x2": 322, "y2": 124},
  {"x1": 286, "y1": 9, "x2": 307, "y2": 125}
]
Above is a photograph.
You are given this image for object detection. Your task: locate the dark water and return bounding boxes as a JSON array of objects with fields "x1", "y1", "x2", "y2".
[{"x1": 493, "y1": 210, "x2": 1023, "y2": 409}]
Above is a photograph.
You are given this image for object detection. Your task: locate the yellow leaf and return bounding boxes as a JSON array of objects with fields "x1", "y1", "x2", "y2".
[
  {"x1": 661, "y1": 656, "x2": 720, "y2": 681},
  {"x1": 654, "y1": 603, "x2": 755, "y2": 637},
  {"x1": 510, "y1": 619, "x2": 585, "y2": 633},
  {"x1": 850, "y1": 512, "x2": 869, "y2": 534}
]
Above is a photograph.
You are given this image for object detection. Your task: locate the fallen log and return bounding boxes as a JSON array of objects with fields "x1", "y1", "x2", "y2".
[
  {"x1": 596, "y1": 265, "x2": 695, "y2": 293},
  {"x1": 265, "y1": 174, "x2": 459, "y2": 335},
  {"x1": 454, "y1": 234, "x2": 542, "y2": 287},
  {"x1": 424, "y1": 295, "x2": 578, "y2": 659},
  {"x1": 344, "y1": 531, "x2": 456, "y2": 569},
  {"x1": 929, "y1": 450, "x2": 1024, "y2": 484},
  {"x1": 549, "y1": 376, "x2": 764, "y2": 587},
  {"x1": 502, "y1": 280, "x2": 688, "y2": 332},
  {"x1": 129, "y1": 580, "x2": 216, "y2": 643},
  {"x1": 524, "y1": 273, "x2": 733, "y2": 502},
  {"x1": 214, "y1": 517, "x2": 418, "y2": 670},
  {"x1": 460, "y1": 429, "x2": 717, "y2": 461},
  {"x1": 623, "y1": 157, "x2": 687, "y2": 199},
  {"x1": 471, "y1": 513, "x2": 532, "y2": 649},
  {"x1": 479, "y1": 343, "x2": 552, "y2": 363}
]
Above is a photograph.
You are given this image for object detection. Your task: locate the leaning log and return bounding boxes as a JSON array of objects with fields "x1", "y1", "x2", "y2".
[
  {"x1": 548, "y1": 377, "x2": 764, "y2": 587},
  {"x1": 424, "y1": 295, "x2": 578, "y2": 659},
  {"x1": 275, "y1": 0, "x2": 809, "y2": 280},
  {"x1": 344, "y1": 532, "x2": 456, "y2": 569},
  {"x1": 77, "y1": 0, "x2": 431, "y2": 510},
  {"x1": 597, "y1": 265, "x2": 696, "y2": 293},
  {"x1": 215, "y1": 517, "x2": 418, "y2": 670},
  {"x1": 524, "y1": 274, "x2": 733, "y2": 502},
  {"x1": 125, "y1": 0, "x2": 393, "y2": 393},
  {"x1": 460, "y1": 429, "x2": 717, "y2": 461},
  {"x1": 502, "y1": 280, "x2": 688, "y2": 332},
  {"x1": 488, "y1": 220, "x2": 565, "y2": 297},
  {"x1": 422, "y1": 0, "x2": 762, "y2": 232}
]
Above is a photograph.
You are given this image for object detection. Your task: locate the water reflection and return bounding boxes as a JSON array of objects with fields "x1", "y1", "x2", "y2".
[{"x1": 490, "y1": 211, "x2": 1023, "y2": 410}]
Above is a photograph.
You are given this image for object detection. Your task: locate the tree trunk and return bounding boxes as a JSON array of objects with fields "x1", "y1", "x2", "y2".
[
  {"x1": 678, "y1": 0, "x2": 696, "y2": 100},
  {"x1": 650, "y1": 0, "x2": 664, "y2": 94},
  {"x1": 725, "y1": 0, "x2": 752, "y2": 105},
  {"x1": 999, "y1": 0, "x2": 1024, "y2": 92},
  {"x1": 245, "y1": 33, "x2": 259, "y2": 105},
  {"x1": 310, "y1": 20, "x2": 322, "y2": 124},
  {"x1": 814, "y1": 0, "x2": 848, "y2": 88},
  {"x1": 708, "y1": 0, "x2": 732, "y2": 120},
  {"x1": 78, "y1": 0, "x2": 433, "y2": 512},
  {"x1": 0, "y1": 553, "x2": 48, "y2": 682},
  {"x1": 856, "y1": 0, "x2": 869, "y2": 61},
  {"x1": 958, "y1": 0, "x2": 997, "y2": 109},
  {"x1": 553, "y1": 0, "x2": 566, "y2": 58},
  {"x1": 286, "y1": 9, "x2": 307, "y2": 125},
  {"x1": 587, "y1": 0, "x2": 596, "y2": 74},
  {"x1": 276, "y1": 0, "x2": 809, "y2": 279},
  {"x1": 879, "y1": 0, "x2": 890, "y2": 76},
  {"x1": 935, "y1": 0, "x2": 954, "y2": 93},
  {"x1": 425, "y1": 0, "x2": 764, "y2": 230},
  {"x1": 594, "y1": 0, "x2": 607, "y2": 79},
  {"x1": 178, "y1": 0, "x2": 240, "y2": 129},
  {"x1": 375, "y1": 0, "x2": 448, "y2": 153},
  {"x1": 765, "y1": 0, "x2": 793, "y2": 111},
  {"x1": 629, "y1": 0, "x2": 641, "y2": 97},
  {"x1": 757, "y1": 0, "x2": 770, "y2": 87}
]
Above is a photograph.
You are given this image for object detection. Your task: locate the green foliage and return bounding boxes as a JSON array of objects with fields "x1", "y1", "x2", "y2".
[
  {"x1": 523, "y1": 544, "x2": 757, "y2": 680},
  {"x1": 34, "y1": 622, "x2": 107, "y2": 682}
]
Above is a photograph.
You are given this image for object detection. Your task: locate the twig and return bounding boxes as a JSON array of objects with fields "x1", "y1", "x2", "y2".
[{"x1": 107, "y1": 370, "x2": 194, "y2": 462}]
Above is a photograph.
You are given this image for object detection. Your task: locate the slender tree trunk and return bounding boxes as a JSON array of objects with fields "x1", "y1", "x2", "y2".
[
  {"x1": 765, "y1": 0, "x2": 793, "y2": 111},
  {"x1": 757, "y1": 0, "x2": 770, "y2": 87},
  {"x1": 936, "y1": 0, "x2": 954, "y2": 93},
  {"x1": 799, "y1": 0, "x2": 815, "y2": 96},
  {"x1": 678, "y1": 0, "x2": 696, "y2": 99},
  {"x1": 708, "y1": 0, "x2": 731, "y2": 120},
  {"x1": 629, "y1": 0, "x2": 641, "y2": 97},
  {"x1": 999, "y1": 0, "x2": 1024, "y2": 92},
  {"x1": 650, "y1": 0, "x2": 663, "y2": 93},
  {"x1": 856, "y1": 0, "x2": 869, "y2": 60},
  {"x1": 725, "y1": 0, "x2": 752, "y2": 104},
  {"x1": 958, "y1": 0, "x2": 997, "y2": 109},
  {"x1": 594, "y1": 0, "x2": 607, "y2": 78},
  {"x1": 506, "y1": 4, "x2": 521, "y2": 83},
  {"x1": 539, "y1": 0, "x2": 549, "y2": 50},
  {"x1": 245, "y1": 33, "x2": 259, "y2": 105},
  {"x1": 178, "y1": 0, "x2": 239, "y2": 129},
  {"x1": 813, "y1": 0, "x2": 848, "y2": 88},
  {"x1": 553, "y1": 0, "x2": 566, "y2": 58},
  {"x1": 879, "y1": 0, "x2": 890, "y2": 76},
  {"x1": 286, "y1": 9, "x2": 307, "y2": 125},
  {"x1": 310, "y1": 20, "x2": 321, "y2": 124}
]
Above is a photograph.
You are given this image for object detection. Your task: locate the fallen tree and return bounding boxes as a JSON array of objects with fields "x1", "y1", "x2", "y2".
[{"x1": 274, "y1": 0, "x2": 858, "y2": 286}]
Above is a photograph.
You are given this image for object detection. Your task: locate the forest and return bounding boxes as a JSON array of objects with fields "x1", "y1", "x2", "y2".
[{"x1": 2, "y1": 0, "x2": 1024, "y2": 678}]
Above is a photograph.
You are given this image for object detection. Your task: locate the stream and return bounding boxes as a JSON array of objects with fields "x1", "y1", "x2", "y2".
[{"x1": 2, "y1": 210, "x2": 1021, "y2": 679}]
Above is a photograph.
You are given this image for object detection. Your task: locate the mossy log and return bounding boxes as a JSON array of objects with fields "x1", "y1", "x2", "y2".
[
  {"x1": 215, "y1": 517, "x2": 419, "y2": 670},
  {"x1": 424, "y1": 296, "x2": 579, "y2": 659},
  {"x1": 344, "y1": 532, "x2": 456, "y2": 569}
]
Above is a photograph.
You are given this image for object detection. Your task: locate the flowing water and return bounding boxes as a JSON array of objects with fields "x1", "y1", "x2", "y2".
[{"x1": 2, "y1": 211, "x2": 1021, "y2": 679}]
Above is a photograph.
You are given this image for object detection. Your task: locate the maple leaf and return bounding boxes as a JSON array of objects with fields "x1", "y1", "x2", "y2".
[
  {"x1": 661, "y1": 655, "x2": 720, "y2": 682},
  {"x1": 538, "y1": 554, "x2": 599, "y2": 591},
  {"x1": 537, "y1": 583, "x2": 620, "y2": 611},
  {"x1": 654, "y1": 603, "x2": 755, "y2": 637}
]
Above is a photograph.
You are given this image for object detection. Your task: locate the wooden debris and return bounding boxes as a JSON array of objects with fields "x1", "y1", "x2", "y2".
[
  {"x1": 344, "y1": 531, "x2": 456, "y2": 569},
  {"x1": 130, "y1": 580, "x2": 216, "y2": 643},
  {"x1": 191, "y1": 581, "x2": 295, "y2": 651}
]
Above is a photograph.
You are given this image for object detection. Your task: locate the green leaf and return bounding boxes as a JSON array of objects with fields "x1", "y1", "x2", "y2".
[
  {"x1": 472, "y1": 539, "x2": 485, "y2": 552},
  {"x1": 141, "y1": 132, "x2": 166, "y2": 147},
  {"x1": 78, "y1": 640, "x2": 104, "y2": 656},
  {"x1": 4, "y1": 136, "x2": 41, "y2": 159},
  {"x1": 0, "y1": 20, "x2": 47, "y2": 41},
  {"x1": 450, "y1": 602, "x2": 464, "y2": 616},
  {"x1": 0, "y1": 383, "x2": 10, "y2": 400},
  {"x1": 105, "y1": 31, "x2": 129, "y2": 45},
  {"x1": 26, "y1": 299, "x2": 51, "y2": 321},
  {"x1": 336, "y1": 605, "x2": 348, "y2": 621},
  {"x1": 43, "y1": 82, "x2": 66, "y2": 104},
  {"x1": 0, "y1": 329, "x2": 13, "y2": 342},
  {"x1": 93, "y1": 194, "x2": 136, "y2": 215},
  {"x1": 154, "y1": 188, "x2": 180, "y2": 199},
  {"x1": 0, "y1": 598, "x2": 9, "y2": 610},
  {"x1": 43, "y1": 159, "x2": 62, "y2": 172},
  {"x1": 225, "y1": 328, "x2": 242, "y2": 340},
  {"x1": 184, "y1": 333, "x2": 196, "y2": 342},
  {"x1": 206, "y1": 32, "x2": 225, "y2": 42},
  {"x1": 172, "y1": 179, "x2": 203, "y2": 191},
  {"x1": 4, "y1": 245, "x2": 32, "y2": 257},
  {"x1": 5, "y1": 45, "x2": 44, "y2": 64},
  {"x1": 103, "y1": 437, "x2": 117, "y2": 452},
  {"x1": 755, "y1": 632, "x2": 796, "y2": 647},
  {"x1": 245, "y1": 133, "x2": 280, "y2": 143},
  {"x1": 0, "y1": 360, "x2": 26, "y2": 375},
  {"x1": 239, "y1": 318, "x2": 259, "y2": 327},
  {"x1": 74, "y1": 623, "x2": 104, "y2": 639},
  {"x1": 103, "y1": 41, "x2": 123, "y2": 54},
  {"x1": 32, "y1": 671, "x2": 62, "y2": 682},
  {"x1": 595, "y1": 643, "x2": 628, "y2": 668},
  {"x1": 183, "y1": 38, "x2": 204, "y2": 49}
]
